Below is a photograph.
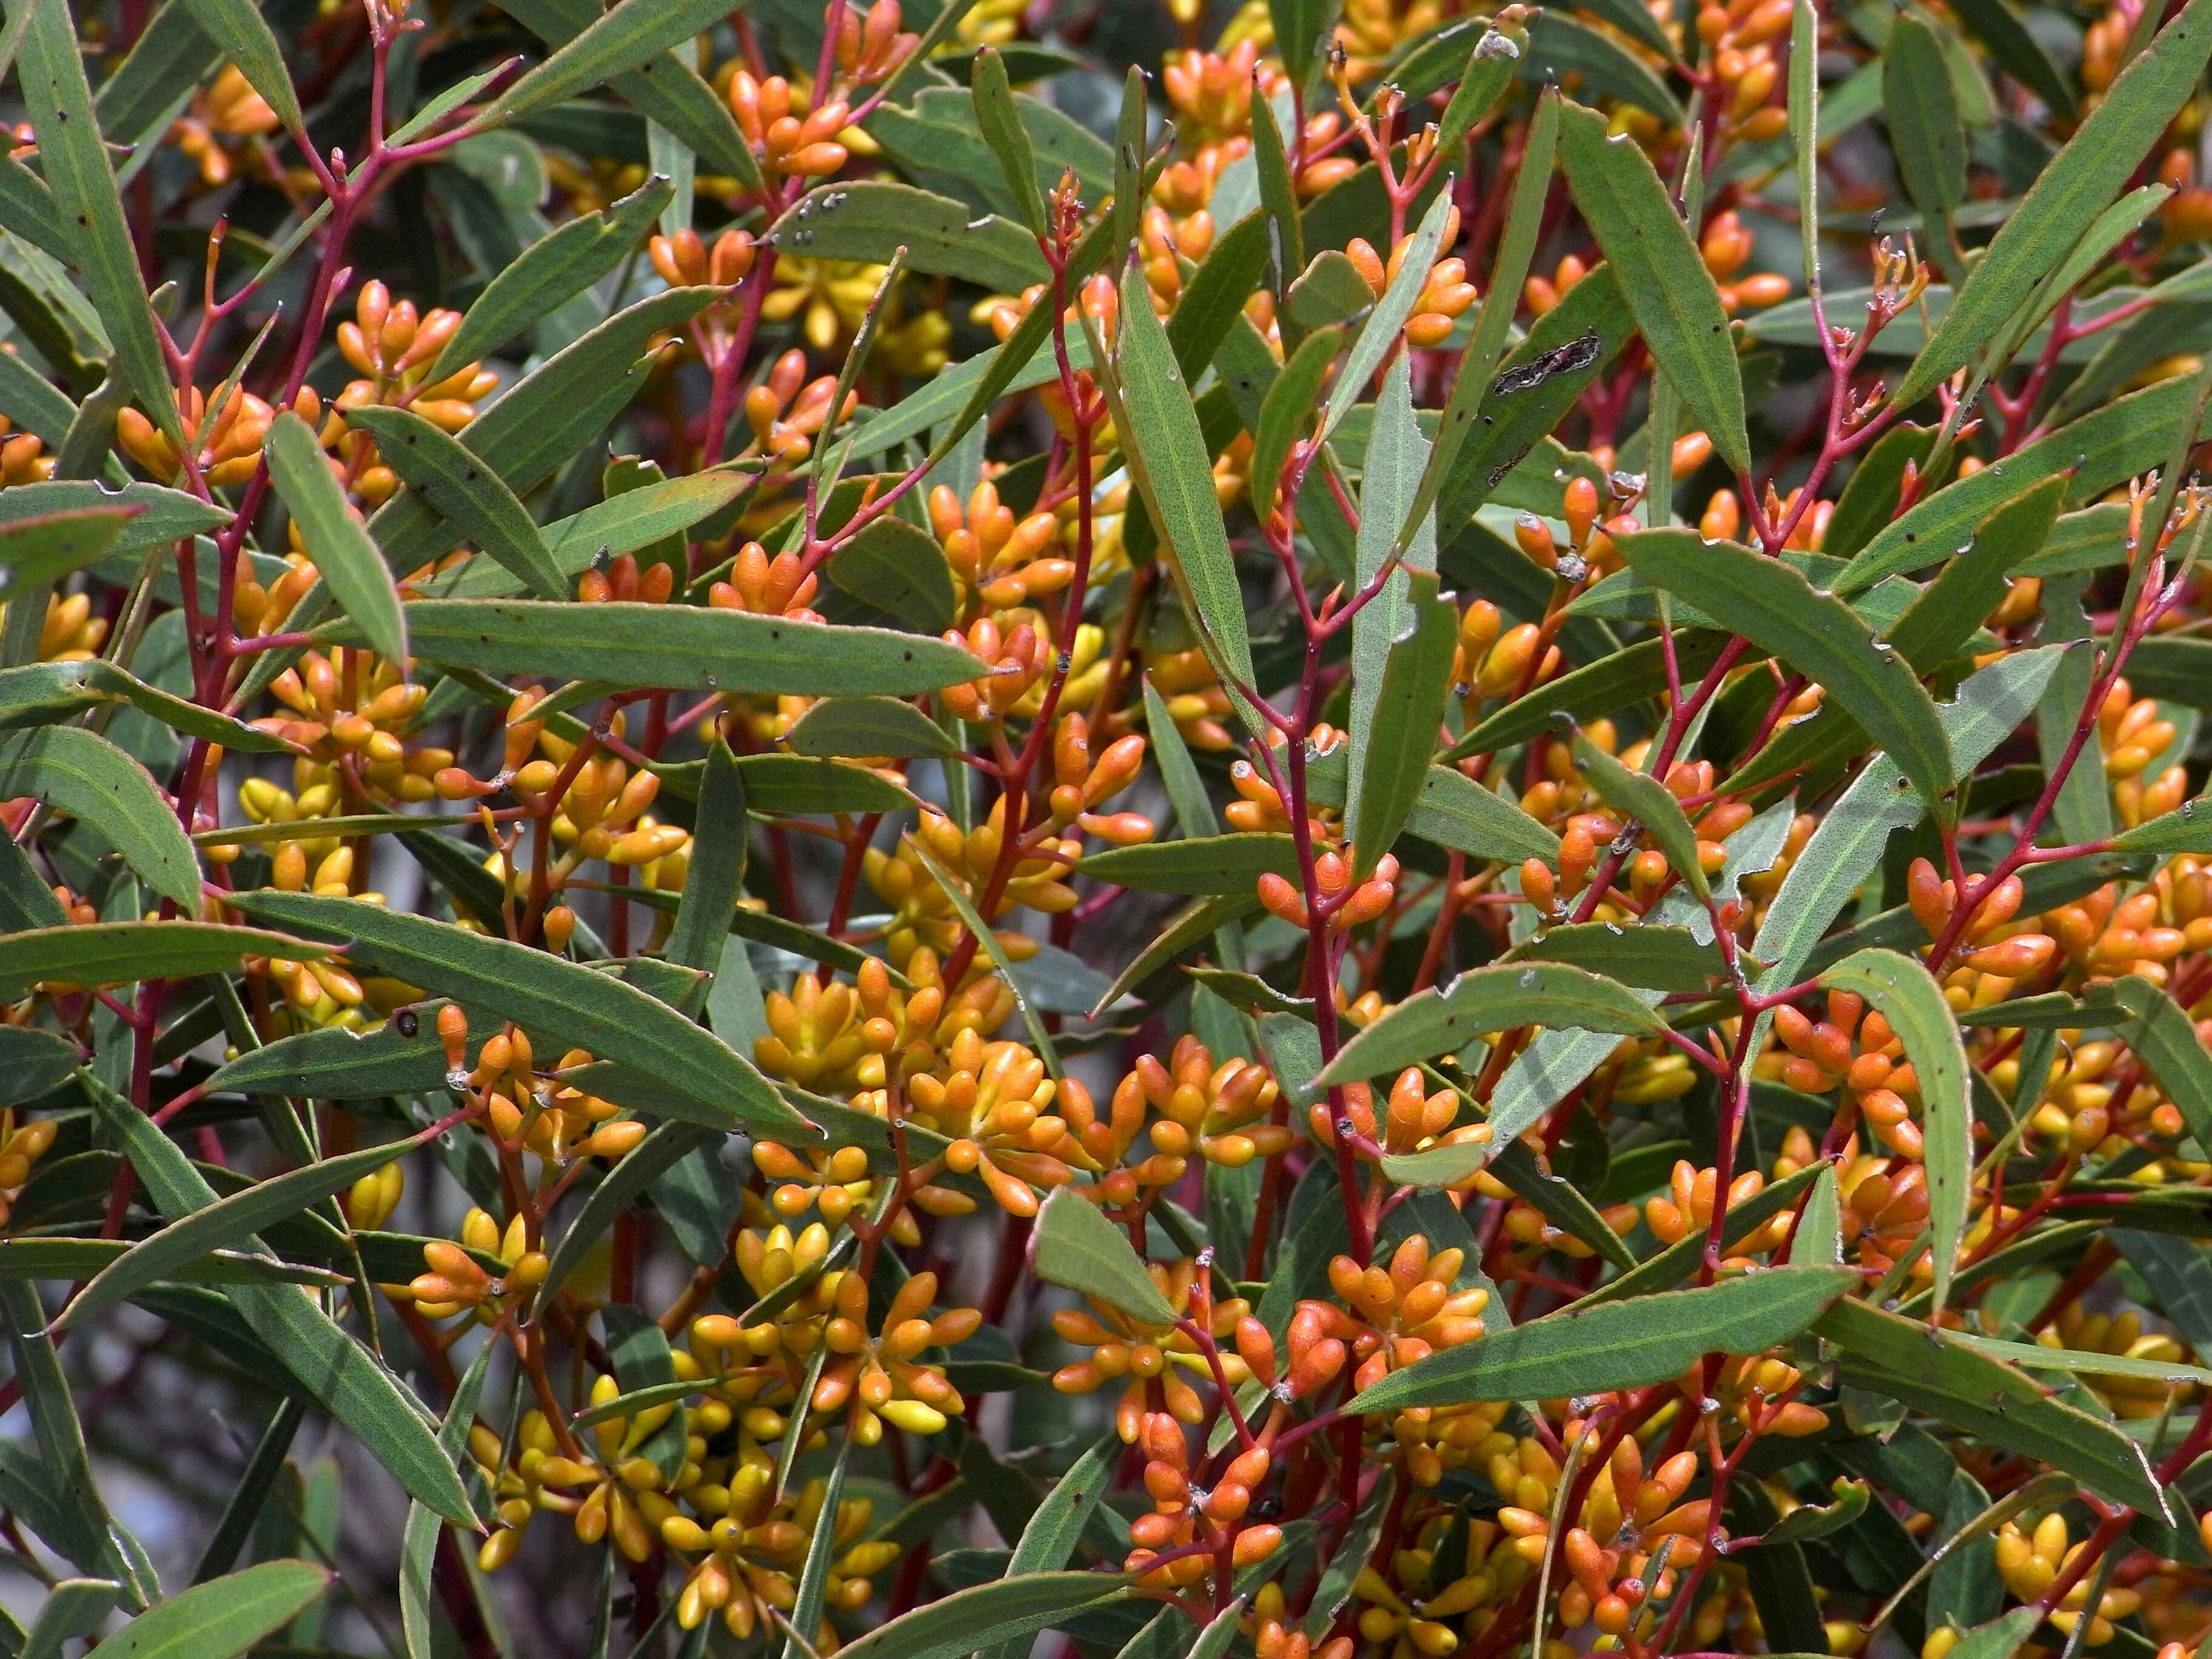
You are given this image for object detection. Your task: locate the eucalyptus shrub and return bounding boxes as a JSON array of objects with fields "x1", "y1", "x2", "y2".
[{"x1": 8, "y1": 0, "x2": 2212, "y2": 1655}]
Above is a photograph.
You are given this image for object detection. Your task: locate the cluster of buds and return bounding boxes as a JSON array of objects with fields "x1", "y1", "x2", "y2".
[
  {"x1": 170, "y1": 64, "x2": 283, "y2": 186},
  {"x1": 815, "y1": 1269, "x2": 979, "y2": 1443},
  {"x1": 1453, "y1": 600, "x2": 1559, "y2": 715},
  {"x1": 324, "y1": 283, "x2": 498, "y2": 505},
  {"x1": 0, "y1": 414, "x2": 55, "y2": 486},
  {"x1": 1499, "y1": 1435, "x2": 1717, "y2": 1640},
  {"x1": 865, "y1": 807, "x2": 1077, "y2": 967},
  {"x1": 451, "y1": 1011, "x2": 646, "y2": 1165},
  {"x1": 403, "y1": 1206, "x2": 549, "y2": 1322},
  {"x1": 1125, "y1": 1410, "x2": 1281, "y2": 1585},
  {"x1": 1316, "y1": 1065, "x2": 1470, "y2": 1169},
  {"x1": 910, "y1": 1025, "x2": 1085, "y2": 1215},
  {"x1": 12, "y1": 590, "x2": 108, "y2": 663},
  {"x1": 1700, "y1": 209, "x2": 1792, "y2": 310},
  {"x1": 1641, "y1": 1160, "x2": 1792, "y2": 1265},
  {"x1": 834, "y1": 0, "x2": 920, "y2": 84},
  {"x1": 252, "y1": 648, "x2": 449, "y2": 805},
  {"x1": 728, "y1": 73, "x2": 850, "y2": 178},
  {"x1": 930, "y1": 480, "x2": 1074, "y2": 613},
  {"x1": 1257, "y1": 845, "x2": 1399, "y2": 931},
  {"x1": 734, "y1": 347, "x2": 856, "y2": 465},
  {"x1": 1905, "y1": 860, "x2": 2063, "y2": 1005},
  {"x1": 1072, "y1": 1036, "x2": 1292, "y2": 1201},
  {"x1": 1147, "y1": 650, "x2": 1240, "y2": 752},
  {"x1": 1292, "y1": 1236, "x2": 1491, "y2": 1395},
  {"x1": 709, "y1": 540, "x2": 822, "y2": 622},
  {"x1": 1346, "y1": 219, "x2": 1480, "y2": 349},
  {"x1": 1989, "y1": 1513, "x2": 2148, "y2": 1648},
  {"x1": 118, "y1": 383, "x2": 306, "y2": 488},
  {"x1": 2099, "y1": 677, "x2": 2191, "y2": 828},
  {"x1": 0, "y1": 1109, "x2": 58, "y2": 1230},
  {"x1": 1053, "y1": 1259, "x2": 1250, "y2": 1438},
  {"x1": 1223, "y1": 727, "x2": 1344, "y2": 838},
  {"x1": 1694, "y1": 0, "x2": 1794, "y2": 140}
]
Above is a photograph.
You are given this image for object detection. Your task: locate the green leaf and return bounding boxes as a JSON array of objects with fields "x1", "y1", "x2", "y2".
[
  {"x1": 1892, "y1": 0, "x2": 2212, "y2": 408},
  {"x1": 344, "y1": 406, "x2": 569, "y2": 602},
  {"x1": 1, "y1": 1279, "x2": 153, "y2": 1603},
  {"x1": 327, "y1": 598, "x2": 980, "y2": 696},
  {"x1": 1252, "y1": 326, "x2": 1341, "y2": 514},
  {"x1": 1270, "y1": 0, "x2": 1341, "y2": 83},
  {"x1": 1821, "y1": 948, "x2": 1970, "y2": 1316},
  {"x1": 0, "y1": 504, "x2": 135, "y2": 591},
  {"x1": 1306, "y1": 749, "x2": 1561, "y2": 865},
  {"x1": 264, "y1": 412, "x2": 406, "y2": 664},
  {"x1": 980, "y1": 1430, "x2": 1121, "y2": 1659},
  {"x1": 1485, "y1": 1139, "x2": 1637, "y2": 1268},
  {"x1": 1450, "y1": 629, "x2": 1740, "y2": 757},
  {"x1": 785, "y1": 695, "x2": 956, "y2": 759},
  {"x1": 1352, "y1": 575, "x2": 1456, "y2": 877},
  {"x1": 1252, "y1": 96, "x2": 1304, "y2": 303},
  {"x1": 825, "y1": 516, "x2": 957, "y2": 632},
  {"x1": 1583, "y1": 1160, "x2": 1833, "y2": 1304},
  {"x1": 971, "y1": 45, "x2": 1048, "y2": 235},
  {"x1": 779, "y1": 1439, "x2": 853, "y2": 1659},
  {"x1": 541, "y1": 1122, "x2": 711, "y2": 1304},
  {"x1": 1080, "y1": 833, "x2": 1298, "y2": 895},
  {"x1": 1788, "y1": 1162, "x2": 1843, "y2": 1266},
  {"x1": 400, "y1": 1337, "x2": 495, "y2": 1659},
  {"x1": 1033, "y1": 1185, "x2": 1179, "y2": 1324},
  {"x1": 364, "y1": 287, "x2": 716, "y2": 576},
  {"x1": 0, "y1": 920, "x2": 318, "y2": 1000},
  {"x1": 0, "y1": 659, "x2": 289, "y2": 752},
  {"x1": 1557, "y1": 102, "x2": 1749, "y2": 474},
  {"x1": 1321, "y1": 189, "x2": 1456, "y2": 447},
  {"x1": 766, "y1": 180, "x2": 1048, "y2": 295},
  {"x1": 1816, "y1": 1296, "x2": 2168, "y2": 1517},
  {"x1": 482, "y1": 0, "x2": 751, "y2": 124},
  {"x1": 665, "y1": 736, "x2": 747, "y2": 974},
  {"x1": 1316, "y1": 961, "x2": 1663, "y2": 1086},
  {"x1": 1931, "y1": 1607, "x2": 2043, "y2": 1659},
  {"x1": 2108, "y1": 974, "x2": 2212, "y2": 1153},
  {"x1": 1352, "y1": 1266, "x2": 1854, "y2": 1409},
  {"x1": 0, "y1": 728, "x2": 199, "y2": 908},
  {"x1": 1349, "y1": 354, "x2": 1426, "y2": 834},
  {"x1": 1886, "y1": 16, "x2": 1967, "y2": 227},
  {"x1": 0, "y1": 1239, "x2": 344, "y2": 1290},
  {"x1": 1885, "y1": 474, "x2": 2063, "y2": 671},
  {"x1": 1956, "y1": 1332, "x2": 2212, "y2": 1386},
  {"x1": 12, "y1": 0, "x2": 183, "y2": 444},
  {"x1": 22, "y1": 1578, "x2": 120, "y2": 1659},
  {"x1": 1570, "y1": 727, "x2": 1710, "y2": 903},
  {"x1": 1438, "y1": 22, "x2": 1532, "y2": 151},
  {"x1": 1520, "y1": 14, "x2": 1683, "y2": 122},
  {"x1": 173, "y1": 0, "x2": 301, "y2": 130},
  {"x1": 1619, "y1": 528, "x2": 1956, "y2": 824},
  {"x1": 2112, "y1": 796, "x2": 2212, "y2": 855},
  {"x1": 80, "y1": 1073, "x2": 475, "y2": 1524},
  {"x1": 1110, "y1": 263, "x2": 1261, "y2": 734},
  {"x1": 226, "y1": 891, "x2": 811, "y2": 1142},
  {"x1": 86, "y1": 1560, "x2": 329, "y2": 1659},
  {"x1": 58, "y1": 1130, "x2": 433, "y2": 1332},
  {"x1": 0, "y1": 480, "x2": 229, "y2": 560},
  {"x1": 1845, "y1": 374, "x2": 2205, "y2": 593},
  {"x1": 834, "y1": 1571, "x2": 1133, "y2": 1659},
  {"x1": 431, "y1": 176, "x2": 674, "y2": 380},
  {"x1": 1949, "y1": 0, "x2": 2076, "y2": 116},
  {"x1": 1516, "y1": 922, "x2": 1725, "y2": 993}
]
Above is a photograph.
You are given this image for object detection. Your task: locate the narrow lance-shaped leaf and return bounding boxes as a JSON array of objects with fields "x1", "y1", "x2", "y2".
[
  {"x1": 1351, "y1": 574, "x2": 1458, "y2": 878},
  {"x1": 1319, "y1": 188, "x2": 1458, "y2": 447},
  {"x1": 1822, "y1": 948, "x2": 1971, "y2": 1316},
  {"x1": 1353, "y1": 1267, "x2": 1855, "y2": 1409},
  {"x1": 2109, "y1": 974, "x2": 2212, "y2": 1151},
  {"x1": 58, "y1": 1130, "x2": 435, "y2": 1332},
  {"x1": 1347, "y1": 355, "x2": 1428, "y2": 833},
  {"x1": 79, "y1": 1072, "x2": 477, "y2": 1524},
  {"x1": 971, "y1": 45, "x2": 1048, "y2": 235},
  {"x1": 226, "y1": 891, "x2": 813, "y2": 1142},
  {"x1": 85, "y1": 1560, "x2": 330, "y2": 1659},
  {"x1": 264, "y1": 412, "x2": 406, "y2": 664},
  {"x1": 1892, "y1": 0, "x2": 2212, "y2": 407},
  {"x1": 429, "y1": 175, "x2": 676, "y2": 379},
  {"x1": 324, "y1": 599, "x2": 982, "y2": 696},
  {"x1": 12, "y1": 0, "x2": 184, "y2": 444},
  {"x1": 1618, "y1": 528, "x2": 1956, "y2": 824},
  {"x1": 0, "y1": 728, "x2": 201, "y2": 909},
  {"x1": 173, "y1": 0, "x2": 302, "y2": 130},
  {"x1": 1570, "y1": 726, "x2": 1710, "y2": 903},
  {"x1": 344, "y1": 406, "x2": 570, "y2": 602},
  {"x1": 481, "y1": 0, "x2": 757, "y2": 124},
  {"x1": 1557, "y1": 101, "x2": 1750, "y2": 474},
  {"x1": 1109, "y1": 262, "x2": 1262, "y2": 735},
  {"x1": 1317, "y1": 961, "x2": 1663, "y2": 1085}
]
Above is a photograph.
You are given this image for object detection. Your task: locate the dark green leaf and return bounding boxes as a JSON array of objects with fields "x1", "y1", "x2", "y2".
[
  {"x1": 0, "y1": 728, "x2": 200, "y2": 908},
  {"x1": 1033, "y1": 1186, "x2": 1178, "y2": 1323},
  {"x1": 86, "y1": 1560, "x2": 330, "y2": 1659},
  {"x1": 1317, "y1": 961, "x2": 1663, "y2": 1085},
  {"x1": 1079, "y1": 833, "x2": 1298, "y2": 895},
  {"x1": 825, "y1": 516, "x2": 957, "y2": 632},
  {"x1": 1558, "y1": 102, "x2": 1749, "y2": 474},
  {"x1": 346, "y1": 406, "x2": 569, "y2": 601},
  {"x1": 1353, "y1": 1267, "x2": 1854, "y2": 1409},
  {"x1": 766, "y1": 181, "x2": 1048, "y2": 295},
  {"x1": 785, "y1": 696, "x2": 956, "y2": 759},
  {"x1": 264, "y1": 412, "x2": 406, "y2": 663}
]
